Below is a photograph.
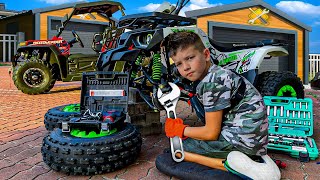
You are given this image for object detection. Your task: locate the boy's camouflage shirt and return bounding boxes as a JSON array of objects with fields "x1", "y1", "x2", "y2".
[{"x1": 196, "y1": 64, "x2": 268, "y2": 156}]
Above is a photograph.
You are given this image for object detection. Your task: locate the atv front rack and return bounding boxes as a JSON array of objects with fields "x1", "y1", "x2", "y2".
[{"x1": 118, "y1": 12, "x2": 196, "y2": 29}]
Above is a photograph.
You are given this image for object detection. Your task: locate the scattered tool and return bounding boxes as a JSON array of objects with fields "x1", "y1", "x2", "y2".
[{"x1": 157, "y1": 82, "x2": 185, "y2": 162}]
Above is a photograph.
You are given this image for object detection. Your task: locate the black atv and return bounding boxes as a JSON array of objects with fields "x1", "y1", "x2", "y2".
[{"x1": 41, "y1": 0, "x2": 304, "y2": 175}]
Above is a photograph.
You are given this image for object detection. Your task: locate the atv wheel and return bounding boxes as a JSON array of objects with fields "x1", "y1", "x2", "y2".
[
  {"x1": 12, "y1": 60, "x2": 56, "y2": 95},
  {"x1": 41, "y1": 123, "x2": 142, "y2": 175},
  {"x1": 256, "y1": 71, "x2": 304, "y2": 98},
  {"x1": 44, "y1": 104, "x2": 81, "y2": 131}
]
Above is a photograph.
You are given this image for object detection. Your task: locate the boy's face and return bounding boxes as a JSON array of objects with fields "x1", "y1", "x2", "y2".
[{"x1": 171, "y1": 46, "x2": 210, "y2": 81}]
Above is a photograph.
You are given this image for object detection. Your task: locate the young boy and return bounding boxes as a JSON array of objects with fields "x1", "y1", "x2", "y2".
[{"x1": 164, "y1": 31, "x2": 269, "y2": 172}]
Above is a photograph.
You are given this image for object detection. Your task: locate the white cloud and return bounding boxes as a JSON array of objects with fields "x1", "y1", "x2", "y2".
[
  {"x1": 276, "y1": 1, "x2": 320, "y2": 16},
  {"x1": 39, "y1": 0, "x2": 84, "y2": 5},
  {"x1": 314, "y1": 21, "x2": 320, "y2": 26},
  {"x1": 138, "y1": 3, "x2": 161, "y2": 12},
  {"x1": 138, "y1": 0, "x2": 222, "y2": 16},
  {"x1": 181, "y1": 0, "x2": 222, "y2": 16}
]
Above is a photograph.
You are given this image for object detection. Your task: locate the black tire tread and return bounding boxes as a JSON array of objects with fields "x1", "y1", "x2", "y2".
[
  {"x1": 256, "y1": 71, "x2": 304, "y2": 98},
  {"x1": 12, "y1": 59, "x2": 56, "y2": 95},
  {"x1": 44, "y1": 104, "x2": 81, "y2": 131},
  {"x1": 41, "y1": 123, "x2": 142, "y2": 175}
]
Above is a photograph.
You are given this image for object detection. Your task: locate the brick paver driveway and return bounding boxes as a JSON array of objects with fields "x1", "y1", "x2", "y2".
[{"x1": 0, "y1": 65, "x2": 319, "y2": 179}]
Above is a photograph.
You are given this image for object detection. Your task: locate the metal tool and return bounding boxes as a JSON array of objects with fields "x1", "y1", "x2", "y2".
[
  {"x1": 157, "y1": 82, "x2": 185, "y2": 162},
  {"x1": 280, "y1": 106, "x2": 283, "y2": 116},
  {"x1": 281, "y1": 126, "x2": 310, "y2": 132},
  {"x1": 269, "y1": 135, "x2": 304, "y2": 142},
  {"x1": 249, "y1": 8, "x2": 267, "y2": 24},
  {"x1": 306, "y1": 137, "x2": 313, "y2": 148},
  {"x1": 248, "y1": 8, "x2": 270, "y2": 24}
]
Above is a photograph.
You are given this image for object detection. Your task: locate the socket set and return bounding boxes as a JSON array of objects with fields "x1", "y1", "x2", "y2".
[{"x1": 263, "y1": 96, "x2": 319, "y2": 161}]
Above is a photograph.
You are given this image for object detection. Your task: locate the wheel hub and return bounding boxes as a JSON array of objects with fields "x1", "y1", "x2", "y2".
[
  {"x1": 31, "y1": 75, "x2": 39, "y2": 81},
  {"x1": 277, "y1": 85, "x2": 297, "y2": 97},
  {"x1": 23, "y1": 68, "x2": 45, "y2": 87},
  {"x1": 70, "y1": 129, "x2": 117, "y2": 138}
]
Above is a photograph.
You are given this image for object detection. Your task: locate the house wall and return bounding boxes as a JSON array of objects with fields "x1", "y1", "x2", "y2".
[
  {"x1": 39, "y1": 8, "x2": 109, "y2": 40},
  {"x1": 197, "y1": 6, "x2": 305, "y2": 80},
  {"x1": 0, "y1": 14, "x2": 34, "y2": 40}
]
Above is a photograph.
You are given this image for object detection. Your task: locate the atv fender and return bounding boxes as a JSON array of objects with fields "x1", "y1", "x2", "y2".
[
  {"x1": 14, "y1": 45, "x2": 66, "y2": 79},
  {"x1": 248, "y1": 45, "x2": 288, "y2": 70}
]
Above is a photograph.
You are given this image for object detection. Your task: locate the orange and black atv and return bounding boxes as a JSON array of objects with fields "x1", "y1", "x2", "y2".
[{"x1": 11, "y1": 1, "x2": 125, "y2": 95}]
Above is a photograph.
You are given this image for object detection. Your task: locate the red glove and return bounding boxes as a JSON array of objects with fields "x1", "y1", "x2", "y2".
[{"x1": 165, "y1": 118, "x2": 189, "y2": 139}]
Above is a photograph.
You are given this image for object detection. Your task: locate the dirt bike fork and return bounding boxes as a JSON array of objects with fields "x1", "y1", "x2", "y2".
[{"x1": 157, "y1": 82, "x2": 185, "y2": 162}]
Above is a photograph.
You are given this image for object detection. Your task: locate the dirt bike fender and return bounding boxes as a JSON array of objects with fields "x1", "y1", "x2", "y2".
[{"x1": 248, "y1": 46, "x2": 288, "y2": 70}]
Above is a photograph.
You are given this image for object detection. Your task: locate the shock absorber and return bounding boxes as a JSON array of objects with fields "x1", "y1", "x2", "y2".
[
  {"x1": 131, "y1": 55, "x2": 143, "y2": 79},
  {"x1": 152, "y1": 53, "x2": 162, "y2": 81}
]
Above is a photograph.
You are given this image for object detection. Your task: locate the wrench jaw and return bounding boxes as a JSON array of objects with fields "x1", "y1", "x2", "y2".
[{"x1": 157, "y1": 82, "x2": 185, "y2": 162}]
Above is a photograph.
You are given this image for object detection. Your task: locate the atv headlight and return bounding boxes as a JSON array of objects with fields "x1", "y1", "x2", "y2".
[
  {"x1": 19, "y1": 42, "x2": 26, "y2": 46},
  {"x1": 136, "y1": 33, "x2": 153, "y2": 47}
]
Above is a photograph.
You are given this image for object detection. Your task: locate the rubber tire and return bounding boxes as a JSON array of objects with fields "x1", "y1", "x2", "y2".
[
  {"x1": 12, "y1": 60, "x2": 56, "y2": 95},
  {"x1": 44, "y1": 104, "x2": 81, "y2": 131},
  {"x1": 41, "y1": 123, "x2": 142, "y2": 175},
  {"x1": 255, "y1": 71, "x2": 304, "y2": 98}
]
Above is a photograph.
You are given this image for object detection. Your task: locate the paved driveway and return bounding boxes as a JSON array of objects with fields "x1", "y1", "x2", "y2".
[{"x1": 0, "y1": 66, "x2": 319, "y2": 179}]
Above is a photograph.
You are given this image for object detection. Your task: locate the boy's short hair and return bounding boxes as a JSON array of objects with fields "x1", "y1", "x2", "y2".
[{"x1": 167, "y1": 31, "x2": 206, "y2": 57}]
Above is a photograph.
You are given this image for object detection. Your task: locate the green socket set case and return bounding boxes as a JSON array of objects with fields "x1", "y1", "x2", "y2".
[{"x1": 263, "y1": 96, "x2": 319, "y2": 161}]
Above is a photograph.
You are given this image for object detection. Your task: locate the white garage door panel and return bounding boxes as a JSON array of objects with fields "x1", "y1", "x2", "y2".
[{"x1": 211, "y1": 26, "x2": 295, "y2": 73}]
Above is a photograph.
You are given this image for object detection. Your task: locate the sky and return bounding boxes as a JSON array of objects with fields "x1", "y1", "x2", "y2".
[{"x1": 1, "y1": 0, "x2": 320, "y2": 53}]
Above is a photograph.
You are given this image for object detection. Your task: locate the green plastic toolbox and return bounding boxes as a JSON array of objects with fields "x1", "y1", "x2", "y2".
[{"x1": 263, "y1": 96, "x2": 319, "y2": 161}]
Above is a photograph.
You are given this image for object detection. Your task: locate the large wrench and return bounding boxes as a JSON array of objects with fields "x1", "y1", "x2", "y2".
[
  {"x1": 157, "y1": 82, "x2": 185, "y2": 162},
  {"x1": 248, "y1": 8, "x2": 269, "y2": 24}
]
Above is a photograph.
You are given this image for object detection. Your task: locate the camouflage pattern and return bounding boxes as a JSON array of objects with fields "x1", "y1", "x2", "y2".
[{"x1": 195, "y1": 64, "x2": 268, "y2": 156}]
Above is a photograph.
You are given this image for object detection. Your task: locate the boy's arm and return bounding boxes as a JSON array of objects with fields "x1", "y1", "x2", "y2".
[{"x1": 184, "y1": 110, "x2": 223, "y2": 141}]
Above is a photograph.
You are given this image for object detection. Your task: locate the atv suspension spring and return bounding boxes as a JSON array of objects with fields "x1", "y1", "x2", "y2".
[
  {"x1": 152, "y1": 53, "x2": 161, "y2": 81},
  {"x1": 135, "y1": 55, "x2": 143, "y2": 66},
  {"x1": 131, "y1": 56, "x2": 143, "y2": 79},
  {"x1": 131, "y1": 71, "x2": 137, "y2": 79}
]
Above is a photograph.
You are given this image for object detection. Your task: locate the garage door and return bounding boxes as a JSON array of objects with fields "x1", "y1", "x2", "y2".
[
  {"x1": 210, "y1": 26, "x2": 296, "y2": 73},
  {"x1": 49, "y1": 20, "x2": 105, "y2": 54}
]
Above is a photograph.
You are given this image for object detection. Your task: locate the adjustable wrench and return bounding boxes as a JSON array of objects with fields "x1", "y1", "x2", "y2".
[
  {"x1": 157, "y1": 82, "x2": 185, "y2": 162},
  {"x1": 249, "y1": 8, "x2": 267, "y2": 24},
  {"x1": 248, "y1": 9, "x2": 270, "y2": 24}
]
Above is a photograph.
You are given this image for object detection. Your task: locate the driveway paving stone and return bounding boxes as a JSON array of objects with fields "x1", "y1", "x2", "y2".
[{"x1": 0, "y1": 66, "x2": 319, "y2": 179}]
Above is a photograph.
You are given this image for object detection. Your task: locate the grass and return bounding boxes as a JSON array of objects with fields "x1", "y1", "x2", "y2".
[{"x1": 0, "y1": 63, "x2": 11, "y2": 66}]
